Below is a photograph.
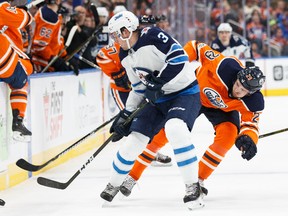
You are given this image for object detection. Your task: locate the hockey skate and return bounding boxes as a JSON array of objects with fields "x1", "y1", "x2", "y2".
[
  {"x1": 151, "y1": 152, "x2": 172, "y2": 167},
  {"x1": 119, "y1": 175, "x2": 137, "y2": 197},
  {"x1": 199, "y1": 179, "x2": 208, "y2": 197},
  {"x1": 100, "y1": 183, "x2": 120, "y2": 202},
  {"x1": 183, "y1": 182, "x2": 205, "y2": 210},
  {"x1": 12, "y1": 112, "x2": 32, "y2": 142}
]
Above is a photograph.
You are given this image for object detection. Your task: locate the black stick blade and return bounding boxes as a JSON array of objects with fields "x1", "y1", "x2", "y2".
[
  {"x1": 37, "y1": 177, "x2": 68, "y2": 190},
  {"x1": 0, "y1": 199, "x2": 5, "y2": 206},
  {"x1": 16, "y1": 159, "x2": 42, "y2": 172}
]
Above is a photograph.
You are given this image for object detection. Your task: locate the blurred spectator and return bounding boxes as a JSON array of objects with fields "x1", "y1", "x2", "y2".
[
  {"x1": 155, "y1": 14, "x2": 170, "y2": 32},
  {"x1": 64, "y1": 5, "x2": 97, "y2": 69},
  {"x1": 261, "y1": 39, "x2": 281, "y2": 57},
  {"x1": 251, "y1": 41, "x2": 262, "y2": 58},
  {"x1": 246, "y1": 9, "x2": 267, "y2": 50},
  {"x1": 244, "y1": 0, "x2": 260, "y2": 22}
]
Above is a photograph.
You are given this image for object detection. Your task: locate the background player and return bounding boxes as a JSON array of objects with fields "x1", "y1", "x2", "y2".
[{"x1": 211, "y1": 22, "x2": 255, "y2": 67}]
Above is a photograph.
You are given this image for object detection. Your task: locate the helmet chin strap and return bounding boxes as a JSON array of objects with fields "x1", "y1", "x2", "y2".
[{"x1": 120, "y1": 31, "x2": 133, "y2": 50}]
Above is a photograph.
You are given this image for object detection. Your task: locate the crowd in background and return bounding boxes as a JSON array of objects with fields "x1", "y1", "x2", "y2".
[{"x1": 11, "y1": 0, "x2": 288, "y2": 74}]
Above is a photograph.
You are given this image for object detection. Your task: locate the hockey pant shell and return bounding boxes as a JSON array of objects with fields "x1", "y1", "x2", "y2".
[
  {"x1": 165, "y1": 118, "x2": 199, "y2": 184},
  {"x1": 129, "y1": 128, "x2": 168, "y2": 181},
  {"x1": 110, "y1": 132, "x2": 150, "y2": 186},
  {"x1": 198, "y1": 122, "x2": 238, "y2": 180},
  {"x1": 111, "y1": 89, "x2": 129, "y2": 111}
]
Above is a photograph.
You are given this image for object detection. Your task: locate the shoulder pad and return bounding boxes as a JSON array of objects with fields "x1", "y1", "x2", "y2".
[{"x1": 242, "y1": 91, "x2": 265, "y2": 112}]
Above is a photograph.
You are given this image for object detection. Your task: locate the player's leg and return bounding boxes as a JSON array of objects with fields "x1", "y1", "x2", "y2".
[
  {"x1": 100, "y1": 104, "x2": 158, "y2": 202},
  {"x1": 119, "y1": 128, "x2": 168, "y2": 196},
  {"x1": 165, "y1": 94, "x2": 204, "y2": 210},
  {"x1": 9, "y1": 60, "x2": 33, "y2": 142},
  {"x1": 198, "y1": 108, "x2": 239, "y2": 196}
]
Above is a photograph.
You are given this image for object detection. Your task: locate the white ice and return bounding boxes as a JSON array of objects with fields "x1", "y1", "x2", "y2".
[{"x1": 1, "y1": 96, "x2": 288, "y2": 216}]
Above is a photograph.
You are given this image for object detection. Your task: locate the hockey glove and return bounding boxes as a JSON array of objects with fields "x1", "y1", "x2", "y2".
[
  {"x1": 144, "y1": 72, "x2": 165, "y2": 104},
  {"x1": 110, "y1": 109, "x2": 132, "y2": 142},
  {"x1": 235, "y1": 135, "x2": 257, "y2": 160},
  {"x1": 111, "y1": 69, "x2": 131, "y2": 90},
  {"x1": 68, "y1": 57, "x2": 80, "y2": 76},
  {"x1": 51, "y1": 57, "x2": 70, "y2": 72}
]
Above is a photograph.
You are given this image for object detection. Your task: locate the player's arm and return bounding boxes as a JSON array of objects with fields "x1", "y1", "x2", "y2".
[{"x1": 0, "y1": 3, "x2": 32, "y2": 29}]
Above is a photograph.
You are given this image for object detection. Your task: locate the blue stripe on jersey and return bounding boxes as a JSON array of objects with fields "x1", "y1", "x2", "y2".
[
  {"x1": 132, "y1": 81, "x2": 142, "y2": 88},
  {"x1": 135, "y1": 89, "x2": 145, "y2": 94},
  {"x1": 156, "y1": 83, "x2": 200, "y2": 103},
  {"x1": 177, "y1": 156, "x2": 197, "y2": 167},
  {"x1": 169, "y1": 43, "x2": 183, "y2": 52},
  {"x1": 168, "y1": 55, "x2": 189, "y2": 64}
]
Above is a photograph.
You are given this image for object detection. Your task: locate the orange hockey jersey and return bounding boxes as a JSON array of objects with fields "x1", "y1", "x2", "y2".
[
  {"x1": 96, "y1": 42, "x2": 130, "y2": 92},
  {"x1": 184, "y1": 40, "x2": 264, "y2": 144},
  {"x1": 31, "y1": 5, "x2": 66, "y2": 70},
  {"x1": 0, "y1": 2, "x2": 33, "y2": 78}
]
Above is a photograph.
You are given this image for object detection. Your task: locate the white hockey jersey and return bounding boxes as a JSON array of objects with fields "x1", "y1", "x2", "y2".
[
  {"x1": 211, "y1": 34, "x2": 254, "y2": 67},
  {"x1": 119, "y1": 27, "x2": 199, "y2": 111}
]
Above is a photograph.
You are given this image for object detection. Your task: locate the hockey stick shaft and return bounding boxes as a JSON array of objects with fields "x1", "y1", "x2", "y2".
[
  {"x1": 41, "y1": 25, "x2": 78, "y2": 73},
  {"x1": 259, "y1": 127, "x2": 288, "y2": 139},
  {"x1": 64, "y1": 25, "x2": 103, "y2": 62},
  {"x1": 37, "y1": 100, "x2": 148, "y2": 189},
  {"x1": 74, "y1": 54, "x2": 100, "y2": 69},
  {"x1": 16, "y1": 115, "x2": 117, "y2": 172},
  {"x1": 26, "y1": 0, "x2": 44, "y2": 9}
]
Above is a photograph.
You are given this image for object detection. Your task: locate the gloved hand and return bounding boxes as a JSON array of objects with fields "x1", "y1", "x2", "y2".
[
  {"x1": 235, "y1": 135, "x2": 257, "y2": 160},
  {"x1": 51, "y1": 57, "x2": 70, "y2": 72},
  {"x1": 110, "y1": 109, "x2": 132, "y2": 142},
  {"x1": 68, "y1": 57, "x2": 80, "y2": 76},
  {"x1": 144, "y1": 72, "x2": 165, "y2": 104},
  {"x1": 111, "y1": 69, "x2": 131, "y2": 90}
]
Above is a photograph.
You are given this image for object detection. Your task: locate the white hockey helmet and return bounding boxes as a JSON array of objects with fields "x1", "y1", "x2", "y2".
[
  {"x1": 217, "y1": 23, "x2": 232, "y2": 32},
  {"x1": 108, "y1": 11, "x2": 139, "y2": 37},
  {"x1": 97, "y1": 7, "x2": 109, "y2": 17}
]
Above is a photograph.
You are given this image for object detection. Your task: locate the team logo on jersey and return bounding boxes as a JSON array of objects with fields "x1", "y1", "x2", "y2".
[
  {"x1": 203, "y1": 88, "x2": 227, "y2": 108},
  {"x1": 141, "y1": 27, "x2": 151, "y2": 36},
  {"x1": 133, "y1": 67, "x2": 151, "y2": 84},
  {"x1": 6, "y1": 6, "x2": 17, "y2": 14}
]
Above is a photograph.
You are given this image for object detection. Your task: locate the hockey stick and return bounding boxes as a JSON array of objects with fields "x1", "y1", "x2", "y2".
[
  {"x1": 74, "y1": 54, "x2": 101, "y2": 69},
  {"x1": 64, "y1": 25, "x2": 102, "y2": 62},
  {"x1": 26, "y1": 0, "x2": 45, "y2": 9},
  {"x1": 41, "y1": 25, "x2": 78, "y2": 73},
  {"x1": 37, "y1": 101, "x2": 148, "y2": 189},
  {"x1": 16, "y1": 115, "x2": 117, "y2": 172},
  {"x1": 0, "y1": 198, "x2": 5, "y2": 206},
  {"x1": 259, "y1": 127, "x2": 288, "y2": 139}
]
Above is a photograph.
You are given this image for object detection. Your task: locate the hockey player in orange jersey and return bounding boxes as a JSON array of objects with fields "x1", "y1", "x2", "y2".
[
  {"x1": 183, "y1": 40, "x2": 265, "y2": 196},
  {"x1": 0, "y1": 0, "x2": 34, "y2": 141},
  {"x1": 96, "y1": 41, "x2": 171, "y2": 170},
  {"x1": 31, "y1": 0, "x2": 75, "y2": 73},
  {"x1": 118, "y1": 40, "x2": 265, "y2": 199}
]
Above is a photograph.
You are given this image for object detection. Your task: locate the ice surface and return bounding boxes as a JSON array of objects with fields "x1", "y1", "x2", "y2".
[{"x1": 1, "y1": 96, "x2": 287, "y2": 216}]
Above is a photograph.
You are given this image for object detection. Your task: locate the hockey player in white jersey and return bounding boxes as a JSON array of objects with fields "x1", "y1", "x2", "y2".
[
  {"x1": 211, "y1": 23, "x2": 255, "y2": 67},
  {"x1": 100, "y1": 11, "x2": 204, "y2": 210}
]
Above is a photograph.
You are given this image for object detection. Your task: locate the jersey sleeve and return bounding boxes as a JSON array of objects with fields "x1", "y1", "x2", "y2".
[{"x1": 0, "y1": 3, "x2": 33, "y2": 29}]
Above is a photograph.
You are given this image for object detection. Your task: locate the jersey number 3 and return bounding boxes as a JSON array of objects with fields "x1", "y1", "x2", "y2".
[{"x1": 157, "y1": 32, "x2": 168, "y2": 43}]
